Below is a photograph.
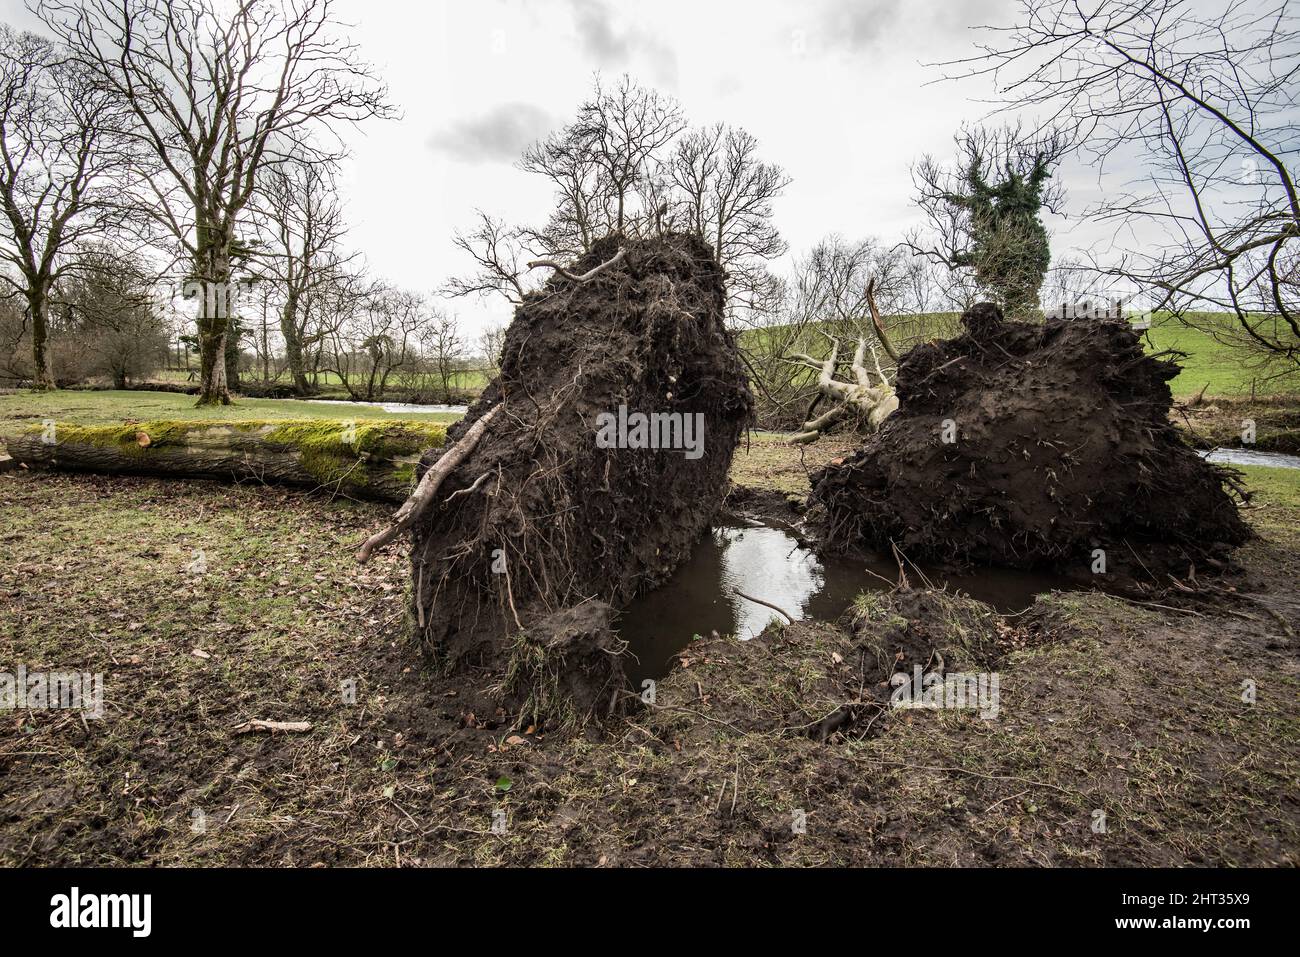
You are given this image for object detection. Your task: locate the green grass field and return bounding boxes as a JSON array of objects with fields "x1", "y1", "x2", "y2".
[
  {"x1": 740, "y1": 311, "x2": 1298, "y2": 399},
  {"x1": 1141, "y1": 319, "x2": 1297, "y2": 397},
  {"x1": 0, "y1": 390, "x2": 461, "y2": 441}
]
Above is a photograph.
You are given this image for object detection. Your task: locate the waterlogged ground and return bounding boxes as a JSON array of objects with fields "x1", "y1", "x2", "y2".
[{"x1": 1, "y1": 433, "x2": 1297, "y2": 866}]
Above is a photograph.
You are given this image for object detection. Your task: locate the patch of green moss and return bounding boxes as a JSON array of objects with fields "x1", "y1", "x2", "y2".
[
  {"x1": 263, "y1": 420, "x2": 446, "y2": 458},
  {"x1": 23, "y1": 418, "x2": 446, "y2": 488},
  {"x1": 262, "y1": 420, "x2": 445, "y2": 489},
  {"x1": 27, "y1": 419, "x2": 197, "y2": 450}
]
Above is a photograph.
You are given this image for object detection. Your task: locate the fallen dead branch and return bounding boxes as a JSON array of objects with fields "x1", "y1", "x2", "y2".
[
  {"x1": 233, "y1": 719, "x2": 313, "y2": 735},
  {"x1": 357, "y1": 404, "x2": 502, "y2": 563},
  {"x1": 785, "y1": 333, "x2": 898, "y2": 444},
  {"x1": 4, "y1": 420, "x2": 439, "y2": 502},
  {"x1": 865, "y1": 277, "x2": 900, "y2": 361}
]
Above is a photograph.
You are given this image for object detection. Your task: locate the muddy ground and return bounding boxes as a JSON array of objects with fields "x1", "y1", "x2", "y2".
[{"x1": 1, "y1": 433, "x2": 1297, "y2": 866}]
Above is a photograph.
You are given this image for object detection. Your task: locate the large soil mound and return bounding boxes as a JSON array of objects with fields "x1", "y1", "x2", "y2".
[
  {"x1": 810, "y1": 303, "x2": 1250, "y2": 573},
  {"x1": 409, "y1": 233, "x2": 753, "y2": 701}
]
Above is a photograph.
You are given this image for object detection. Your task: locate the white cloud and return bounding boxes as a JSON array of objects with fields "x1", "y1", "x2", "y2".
[{"x1": 429, "y1": 102, "x2": 556, "y2": 163}]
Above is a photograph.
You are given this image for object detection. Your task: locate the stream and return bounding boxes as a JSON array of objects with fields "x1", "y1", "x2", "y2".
[
  {"x1": 618, "y1": 448, "x2": 1300, "y2": 683},
  {"x1": 1199, "y1": 447, "x2": 1300, "y2": 469},
  {"x1": 303, "y1": 398, "x2": 469, "y2": 415}
]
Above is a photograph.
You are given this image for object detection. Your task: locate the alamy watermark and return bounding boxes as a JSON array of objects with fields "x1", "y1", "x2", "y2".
[
  {"x1": 1, "y1": 665, "x2": 103, "y2": 719},
  {"x1": 595, "y1": 404, "x2": 705, "y2": 460},
  {"x1": 180, "y1": 278, "x2": 250, "y2": 319},
  {"x1": 890, "y1": 666, "x2": 1000, "y2": 719}
]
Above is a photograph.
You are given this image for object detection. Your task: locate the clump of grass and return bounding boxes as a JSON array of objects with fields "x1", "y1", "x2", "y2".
[{"x1": 499, "y1": 631, "x2": 583, "y2": 734}]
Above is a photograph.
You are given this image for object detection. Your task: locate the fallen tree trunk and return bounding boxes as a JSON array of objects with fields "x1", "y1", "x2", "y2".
[{"x1": 2, "y1": 419, "x2": 447, "y2": 501}]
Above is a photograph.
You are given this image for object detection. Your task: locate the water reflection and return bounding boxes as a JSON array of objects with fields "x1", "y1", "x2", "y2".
[{"x1": 616, "y1": 519, "x2": 1071, "y2": 684}]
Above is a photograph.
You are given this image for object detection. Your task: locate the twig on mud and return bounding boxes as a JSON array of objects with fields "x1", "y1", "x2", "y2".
[
  {"x1": 1127, "y1": 598, "x2": 1259, "y2": 623},
  {"x1": 232, "y1": 719, "x2": 313, "y2": 735},
  {"x1": 984, "y1": 789, "x2": 1030, "y2": 813},
  {"x1": 734, "y1": 589, "x2": 795, "y2": 623}
]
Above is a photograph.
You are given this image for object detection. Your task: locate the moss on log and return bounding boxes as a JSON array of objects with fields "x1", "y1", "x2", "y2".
[{"x1": 3, "y1": 419, "x2": 447, "y2": 501}]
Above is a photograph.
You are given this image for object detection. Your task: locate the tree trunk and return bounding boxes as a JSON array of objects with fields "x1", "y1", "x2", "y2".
[
  {"x1": 224, "y1": 324, "x2": 241, "y2": 393},
  {"x1": 280, "y1": 292, "x2": 312, "y2": 395},
  {"x1": 27, "y1": 287, "x2": 53, "y2": 391},
  {"x1": 198, "y1": 328, "x2": 231, "y2": 405},
  {"x1": 195, "y1": 231, "x2": 234, "y2": 407},
  {"x1": 3, "y1": 420, "x2": 447, "y2": 502}
]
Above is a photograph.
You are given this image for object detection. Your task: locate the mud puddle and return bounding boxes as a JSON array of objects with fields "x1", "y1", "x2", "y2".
[{"x1": 617, "y1": 518, "x2": 1073, "y2": 683}]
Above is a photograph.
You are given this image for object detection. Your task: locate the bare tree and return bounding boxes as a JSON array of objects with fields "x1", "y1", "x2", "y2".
[
  {"x1": 450, "y1": 78, "x2": 790, "y2": 322},
  {"x1": 669, "y1": 123, "x2": 790, "y2": 308},
  {"x1": 518, "y1": 128, "x2": 607, "y2": 257},
  {"x1": 949, "y1": 0, "x2": 1299, "y2": 373},
  {"x1": 572, "y1": 74, "x2": 683, "y2": 237},
  {"x1": 444, "y1": 211, "x2": 534, "y2": 306},
  {"x1": 323, "y1": 279, "x2": 421, "y2": 401},
  {"x1": 37, "y1": 0, "x2": 392, "y2": 405},
  {"x1": 478, "y1": 322, "x2": 507, "y2": 374},
  {"x1": 422, "y1": 309, "x2": 466, "y2": 404},
  {"x1": 0, "y1": 25, "x2": 129, "y2": 388},
  {"x1": 447, "y1": 77, "x2": 682, "y2": 307},
  {"x1": 57, "y1": 243, "x2": 167, "y2": 388},
  {"x1": 255, "y1": 155, "x2": 351, "y2": 394}
]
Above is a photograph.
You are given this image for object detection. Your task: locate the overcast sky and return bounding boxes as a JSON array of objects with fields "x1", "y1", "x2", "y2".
[
  {"x1": 333, "y1": 0, "x2": 1102, "y2": 338},
  {"x1": 3, "y1": 0, "x2": 1117, "y2": 339}
]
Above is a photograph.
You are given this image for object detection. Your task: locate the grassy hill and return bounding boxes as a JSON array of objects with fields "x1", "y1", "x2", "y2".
[{"x1": 739, "y1": 311, "x2": 1298, "y2": 399}]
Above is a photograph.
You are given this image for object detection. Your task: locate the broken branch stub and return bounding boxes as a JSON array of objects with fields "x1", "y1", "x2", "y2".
[
  {"x1": 865, "y1": 277, "x2": 900, "y2": 362},
  {"x1": 787, "y1": 335, "x2": 899, "y2": 444},
  {"x1": 526, "y1": 247, "x2": 628, "y2": 283}
]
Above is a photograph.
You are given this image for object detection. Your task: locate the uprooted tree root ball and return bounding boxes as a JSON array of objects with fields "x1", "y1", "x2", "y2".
[
  {"x1": 809, "y1": 303, "x2": 1251, "y2": 575},
  {"x1": 394, "y1": 233, "x2": 753, "y2": 718}
]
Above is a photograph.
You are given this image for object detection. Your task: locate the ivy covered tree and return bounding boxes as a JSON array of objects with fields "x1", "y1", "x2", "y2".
[{"x1": 910, "y1": 124, "x2": 1067, "y2": 317}]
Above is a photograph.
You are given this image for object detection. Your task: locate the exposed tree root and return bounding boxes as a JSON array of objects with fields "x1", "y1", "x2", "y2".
[{"x1": 356, "y1": 404, "x2": 502, "y2": 563}]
